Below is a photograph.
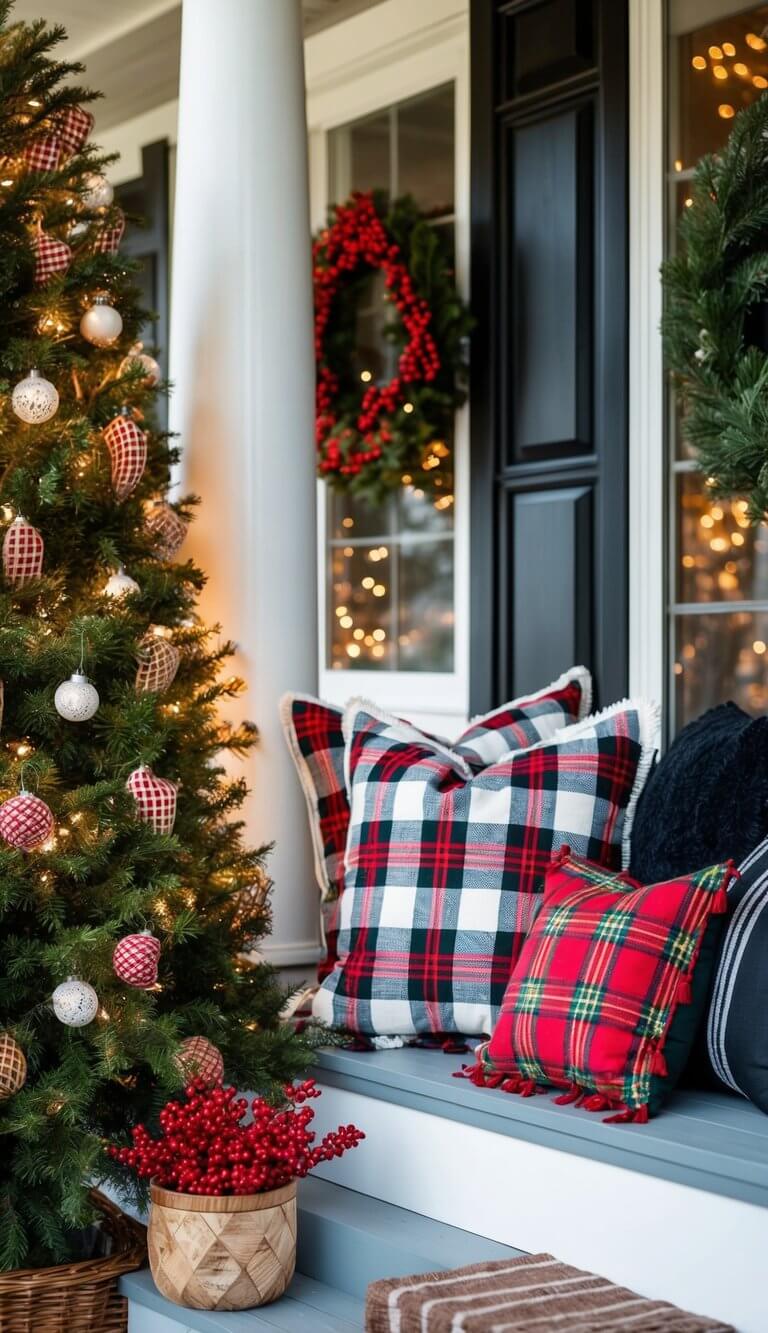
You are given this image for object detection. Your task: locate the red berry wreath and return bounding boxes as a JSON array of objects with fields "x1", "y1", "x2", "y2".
[{"x1": 313, "y1": 191, "x2": 472, "y2": 506}]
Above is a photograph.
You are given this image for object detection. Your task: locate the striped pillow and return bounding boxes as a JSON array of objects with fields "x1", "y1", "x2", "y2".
[{"x1": 707, "y1": 836, "x2": 768, "y2": 1111}]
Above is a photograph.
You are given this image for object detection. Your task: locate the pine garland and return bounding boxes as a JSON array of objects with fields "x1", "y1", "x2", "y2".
[{"x1": 663, "y1": 92, "x2": 768, "y2": 520}]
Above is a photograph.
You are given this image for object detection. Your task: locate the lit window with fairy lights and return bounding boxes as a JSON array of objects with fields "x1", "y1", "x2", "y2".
[
  {"x1": 668, "y1": 4, "x2": 768, "y2": 724},
  {"x1": 325, "y1": 85, "x2": 456, "y2": 673}
]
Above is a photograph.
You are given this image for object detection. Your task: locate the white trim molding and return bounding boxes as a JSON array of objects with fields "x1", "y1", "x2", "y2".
[{"x1": 628, "y1": 0, "x2": 666, "y2": 711}]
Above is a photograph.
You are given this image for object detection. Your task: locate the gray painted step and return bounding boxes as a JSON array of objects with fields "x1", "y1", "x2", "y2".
[
  {"x1": 121, "y1": 1176, "x2": 522, "y2": 1331},
  {"x1": 314, "y1": 1045, "x2": 768, "y2": 1210}
]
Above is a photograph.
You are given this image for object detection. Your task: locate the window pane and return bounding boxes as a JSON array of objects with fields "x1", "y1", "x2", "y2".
[
  {"x1": 329, "y1": 109, "x2": 391, "y2": 201},
  {"x1": 398, "y1": 539, "x2": 454, "y2": 671},
  {"x1": 325, "y1": 83, "x2": 456, "y2": 676},
  {"x1": 328, "y1": 543, "x2": 393, "y2": 671},
  {"x1": 398, "y1": 85, "x2": 455, "y2": 216},
  {"x1": 668, "y1": 4, "x2": 768, "y2": 731},
  {"x1": 674, "y1": 612, "x2": 768, "y2": 719},
  {"x1": 671, "y1": 7, "x2": 768, "y2": 172},
  {"x1": 675, "y1": 472, "x2": 768, "y2": 602}
]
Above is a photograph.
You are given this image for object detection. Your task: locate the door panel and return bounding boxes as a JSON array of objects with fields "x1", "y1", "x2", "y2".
[{"x1": 470, "y1": 0, "x2": 628, "y2": 712}]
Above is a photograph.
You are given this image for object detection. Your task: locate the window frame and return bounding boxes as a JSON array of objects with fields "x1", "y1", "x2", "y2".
[{"x1": 305, "y1": 0, "x2": 470, "y2": 732}]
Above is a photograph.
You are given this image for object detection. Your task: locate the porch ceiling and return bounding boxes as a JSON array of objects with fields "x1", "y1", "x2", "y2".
[{"x1": 11, "y1": 0, "x2": 387, "y2": 131}]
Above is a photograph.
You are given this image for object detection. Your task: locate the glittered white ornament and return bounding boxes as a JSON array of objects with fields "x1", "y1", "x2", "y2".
[
  {"x1": 68, "y1": 219, "x2": 90, "y2": 242},
  {"x1": 52, "y1": 976, "x2": 98, "y2": 1027},
  {"x1": 82, "y1": 172, "x2": 114, "y2": 210},
  {"x1": 11, "y1": 368, "x2": 59, "y2": 424},
  {"x1": 119, "y1": 342, "x2": 161, "y2": 387},
  {"x1": 80, "y1": 296, "x2": 122, "y2": 347},
  {"x1": 54, "y1": 672, "x2": 99, "y2": 722},
  {"x1": 104, "y1": 566, "x2": 140, "y2": 599}
]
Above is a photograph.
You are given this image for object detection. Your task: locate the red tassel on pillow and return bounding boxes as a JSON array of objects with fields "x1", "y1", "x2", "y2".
[
  {"x1": 677, "y1": 974, "x2": 693, "y2": 1004},
  {"x1": 650, "y1": 1046, "x2": 668, "y2": 1077}
]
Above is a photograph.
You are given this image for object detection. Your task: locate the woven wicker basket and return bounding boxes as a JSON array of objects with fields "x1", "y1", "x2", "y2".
[{"x1": 0, "y1": 1189, "x2": 146, "y2": 1333}]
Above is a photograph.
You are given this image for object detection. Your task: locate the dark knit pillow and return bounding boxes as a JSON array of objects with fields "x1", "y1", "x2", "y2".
[{"x1": 629, "y1": 702, "x2": 768, "y2": 884}]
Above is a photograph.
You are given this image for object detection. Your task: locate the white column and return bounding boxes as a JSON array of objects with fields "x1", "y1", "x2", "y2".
[{"x1": 169, "y1": 0, "x2": 319, "y2": 965}]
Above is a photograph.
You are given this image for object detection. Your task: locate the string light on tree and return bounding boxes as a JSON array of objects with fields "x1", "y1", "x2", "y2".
[
  {"x1": 11, "y1": 368, "x2": 59, "y2": 423},
  {"x1": 51, "y1": 976, "x2": 98, "y2": 1027},
  {"x1": 80, "y1": 294, "x2": 122, "y2": 347}
]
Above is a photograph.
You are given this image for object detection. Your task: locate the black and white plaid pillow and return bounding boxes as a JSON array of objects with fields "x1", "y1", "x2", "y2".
[{"x1": 707, "y1": 836, "x2": 768, "y2": 1111}]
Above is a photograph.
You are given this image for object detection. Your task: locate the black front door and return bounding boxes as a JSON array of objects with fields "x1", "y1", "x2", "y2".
[{"x1": 469, "y1": 0, "x2": 629, "y2": 711}]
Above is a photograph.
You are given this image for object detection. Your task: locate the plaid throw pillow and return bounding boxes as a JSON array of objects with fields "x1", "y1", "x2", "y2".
[
  {"x1": 481, "y1": 850, "x2": 733, "y2": 1121},
  {"x1": 280, "y1": 669, "x2": 591, "y2": 979},
  {"x1": 312, "y1": 698, "x2": 659, "y2": 1036}
]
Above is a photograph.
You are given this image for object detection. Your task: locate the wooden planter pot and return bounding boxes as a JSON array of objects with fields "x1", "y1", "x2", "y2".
[{"x1": 148, "y1": 1180, "x2": 297, "y2": 1312}]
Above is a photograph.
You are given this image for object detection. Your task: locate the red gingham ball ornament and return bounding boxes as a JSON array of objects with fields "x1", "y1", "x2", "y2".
[
  {"x1": 113, "y1": 931, "x2": 161, "y2": 988},
  {"x1": 33, "y1": 231, "x2": 72, "y2": 286},
  {"x1": 54, "y1": 105, "x2": 94, "y2": 157},
  {"x1": 126, "y1": 765, "x2": 177, "y2": 835},
  {"x1": 23, "y1": 136, "x2": 61, "y2": 173},
  {"x1": 3, "y1": 516, "x2": 44, "y2": 586},
  {"x1": 103, "y1": 411, "x2": 147, "y2": 501},
  {"x1": 145, "y1": 501, "x2": 187, "y2": 561},
  {"x1": 92, "y1": 209, "x2": 125, "y2": 257},
  {"x1": 0, "y1": 789, "x2": 54, "y2": 850},
  {"x1": 175, "y1": 1036, "x2": 224, "y2": 1088},
  {"x1": 135, "y1": 628, "x2": 180, "y2": 694}
]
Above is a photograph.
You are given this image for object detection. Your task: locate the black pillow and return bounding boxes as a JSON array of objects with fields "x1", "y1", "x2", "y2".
[
  {"x1": 705, "y1": 836, "x2": 768, "y2": 1112},
  {"x1": 629, "y1": 702, "x2": 768, "y2": 883}
]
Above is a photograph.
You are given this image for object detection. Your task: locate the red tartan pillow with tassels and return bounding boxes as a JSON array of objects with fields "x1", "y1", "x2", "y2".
[{"x1": 468, "y1": 849, "x2": 735, "y2": 1122}]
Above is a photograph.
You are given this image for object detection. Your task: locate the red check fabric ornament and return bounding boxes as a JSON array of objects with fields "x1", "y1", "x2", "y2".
[
  {"x1": 103, "y1": 413, "x2": 147, "y2": 501},
  {"x1": 313, "y1": 698, "x2": 659, "y2": 1037},
  {"x1": 135, "y1": 630, "x2": 180, "y2": 694},
  {"x1": 175, "y1": 1036, "x2": 224, "y2": 1087},
  {"x1": 92, "y1": 208, "x2": 125, "y2": 256},
  {"x1": 145, "y1": 501, "x2": 187, "y2": 560},
  {"x1": 127, "y1": 765, "x2": 177, "y2": 835},
  {"x1": 54, "y1": 105, "x2": 94, "y2": 157},
  {"x1": 33, "y1": 230, "x2": 72, "y2": 285},
  {"x1": 113, "y1": 932, "x2": 161, "y2": 988},
  {"x1": 0, "y1": 791, "x2": 55, "y2": 851},
  {"x1": 3, "y1": 516, "x2": 43, "y2": 587},
  {"x1": 480, "y1": 850, "x2": 735, "y2": 1121},
  {"x1": 23, "y1": 136, "x2": 61, "y2": 173}
]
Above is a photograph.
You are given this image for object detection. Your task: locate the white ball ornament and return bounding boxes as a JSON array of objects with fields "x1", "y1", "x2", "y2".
[
  {"x1": 54, "y1": 673, "x2": 99, "y2": 722},
  {"x1": 11, "y1": 369, "x2": 59, "y2": 424},
  {"x1": 82, "y1": 172, "x2": 114, "y2": 210},
  {"x1": 104, "y1": 566, "x2": 140, "y2": 599},
  {"x1": 119, "y1": 342, "x2": 161, "y2": 387},
  {"x1": 80, "y1": 296, "x2": 122, "y2": 347},
  {"x1": 52, "y1": 976, "x2": 98, "y2": 1027}
]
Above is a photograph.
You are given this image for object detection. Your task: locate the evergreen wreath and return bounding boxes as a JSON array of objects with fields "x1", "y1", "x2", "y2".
[
  {"x1": 313, "y1": 191, "x2": 472, "y2": 507},
  {"x1": 663, "y1": 93, "x2": 768, "y2": 521}
]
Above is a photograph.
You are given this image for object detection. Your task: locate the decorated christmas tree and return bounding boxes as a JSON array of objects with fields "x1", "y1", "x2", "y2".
[{"x1": 0, "y1": 6, "x2": 312, "y2": 1271}]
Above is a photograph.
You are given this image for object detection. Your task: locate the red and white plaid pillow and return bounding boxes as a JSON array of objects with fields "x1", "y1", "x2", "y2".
[
  {"x1": 280, "y1": 668, "x2": 591, "y2": 979},
  {"x1": 312, "y1": 697, "x2": 659, "y2": 1036}
]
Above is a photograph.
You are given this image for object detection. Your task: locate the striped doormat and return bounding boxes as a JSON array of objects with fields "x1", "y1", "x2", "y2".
[{"x1": 365, "y1": 1254, "x2": 733, "y2": 1331}]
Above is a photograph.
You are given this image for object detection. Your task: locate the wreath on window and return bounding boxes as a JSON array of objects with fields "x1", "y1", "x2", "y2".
[
  {"x1": 313, "y1": 191, "x2": 473, "y2": 507},
  {"x1": 663, "y1": 93, "x2": 768, "y2": 522}
]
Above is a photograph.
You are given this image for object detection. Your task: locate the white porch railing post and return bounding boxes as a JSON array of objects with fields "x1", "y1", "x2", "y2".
[{"x1": 169, "y1": 0, "x2": 319, "y2": 965}]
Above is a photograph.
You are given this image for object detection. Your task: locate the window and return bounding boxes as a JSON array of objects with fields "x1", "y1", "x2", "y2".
[
  {"x1": 667, "y1": 2, "x2": 768, "y2": 725},
  {"x1": 324, "y1": 86, "x2": 457, "y2": 677}
]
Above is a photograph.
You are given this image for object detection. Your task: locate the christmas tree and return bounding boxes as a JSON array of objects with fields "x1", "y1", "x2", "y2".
[{"x1": 0, "y1": 7, "x2": 313, "y2": 1270}]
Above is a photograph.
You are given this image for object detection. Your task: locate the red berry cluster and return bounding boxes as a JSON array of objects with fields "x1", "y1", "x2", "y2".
[
  {"x1": 107, "y1": 1078, "x2": 364, "y2": 1197},
  {"x1": 313, "y1": 192, "x2": 441, "y2": 479}
]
